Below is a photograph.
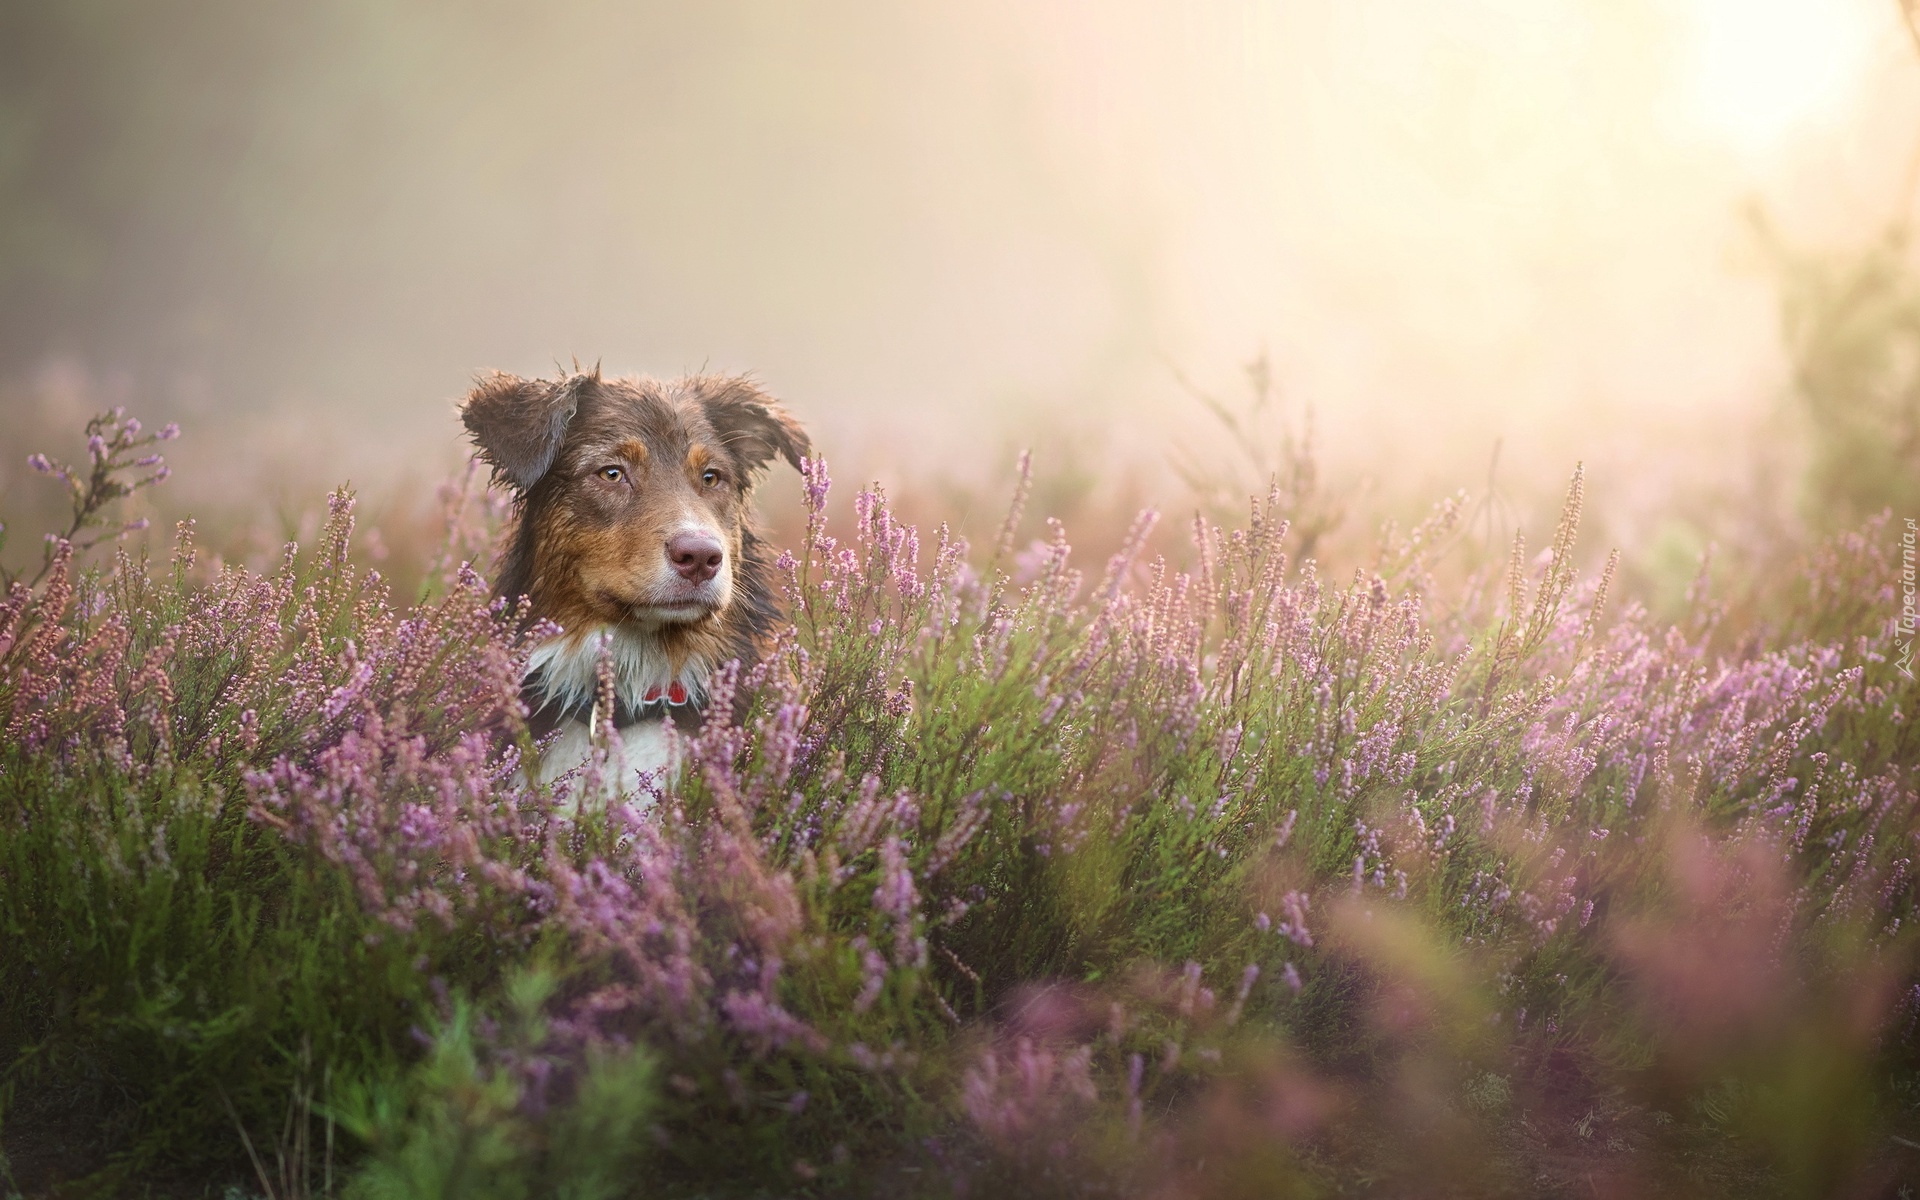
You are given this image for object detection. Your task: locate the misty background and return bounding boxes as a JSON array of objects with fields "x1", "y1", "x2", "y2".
[{"x1": 1, "y1": 0, "x2": 1916, "y2": 574}]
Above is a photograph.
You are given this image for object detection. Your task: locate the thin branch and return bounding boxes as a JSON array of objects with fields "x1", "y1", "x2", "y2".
[{"x1": 218, "y1": 1083, "x2": 280, "y2": 1200}]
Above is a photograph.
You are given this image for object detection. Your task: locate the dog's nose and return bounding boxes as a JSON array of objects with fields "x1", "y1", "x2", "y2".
[{"x1": 667, "y1": 532, "x2": 725, "y2": 583}]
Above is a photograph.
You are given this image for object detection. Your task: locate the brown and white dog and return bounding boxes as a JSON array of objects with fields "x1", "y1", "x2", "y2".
[{"x1": 461, "y1": 367, "x2": 808, "y2": 794}]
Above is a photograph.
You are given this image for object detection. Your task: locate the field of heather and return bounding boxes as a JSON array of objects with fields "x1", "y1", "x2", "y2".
[
  {"x1": 0, "y1": 404, "x2": 1915, "y2": 1198},
  {"x1": 4, "y1": 5, "x2": 1920, "y2": 1196}
]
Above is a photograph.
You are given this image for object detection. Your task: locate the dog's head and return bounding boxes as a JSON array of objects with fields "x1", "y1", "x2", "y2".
[{"x1": 462, "y1": 369, "x2": 808, "y2": 633}]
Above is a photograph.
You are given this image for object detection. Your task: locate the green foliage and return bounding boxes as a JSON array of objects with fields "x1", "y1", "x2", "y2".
[
  {"x1": 336, "y1": 972, "x2": 655, "y2": 1200},
  {"x1": 0, "y1": 754, "x2": 429, "y2": 1188},
  {"x1": 1769, "y1": 219, "x2": 1920, "y2": 526}
]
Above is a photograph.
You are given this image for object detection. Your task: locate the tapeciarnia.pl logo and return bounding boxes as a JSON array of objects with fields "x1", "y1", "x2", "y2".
[{"x1": 1899, "y1": 517, "x2": 1916, "y2": 681}]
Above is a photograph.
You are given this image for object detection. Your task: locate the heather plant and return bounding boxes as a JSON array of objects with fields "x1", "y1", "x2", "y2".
[
  {"x1": 0, "y1": 406, "x2": 177, "y2": 588},
  {"x1": 1171, "y1": 350, "x2": 1343, "y2": 559},
  {"x1": 0, "y1": 438, "x2": 547, "y2": 1189},
  {"x1": 1, "y1": 410, "x2": 1916, "y2": 1197}
]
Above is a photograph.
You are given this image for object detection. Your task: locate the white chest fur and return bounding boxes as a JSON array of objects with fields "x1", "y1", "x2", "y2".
[
  {"x1": 524, "y1": 625, "x2": 711, "y2": 715},
  {"x1": 530, "y1": 715, "x2": 677, "y2": 800},
  {"x1": 522, "y1": 625, "x2": 710, "y2": 804}
]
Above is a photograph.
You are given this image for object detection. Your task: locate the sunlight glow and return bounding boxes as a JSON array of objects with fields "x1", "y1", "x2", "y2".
[{"x1": 1681, "y1": 0, "x2": 1879, "y2": 154}]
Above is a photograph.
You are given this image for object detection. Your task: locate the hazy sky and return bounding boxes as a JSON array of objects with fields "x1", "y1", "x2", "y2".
[{"x1": 2, "y1": 0, "x2": 1915, "y2": 521}]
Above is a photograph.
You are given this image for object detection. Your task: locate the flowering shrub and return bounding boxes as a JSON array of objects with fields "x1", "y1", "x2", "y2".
[{"x1": 0, "y1": 417, "x2": 1914, "y2": 1197}]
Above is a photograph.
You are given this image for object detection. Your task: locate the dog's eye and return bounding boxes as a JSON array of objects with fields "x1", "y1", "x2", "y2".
[
  {"x1": 598, "y1": 466, "x2": 624, "y2": 483},
  {"x1": 701, "y1": 468, "x2": 722, "y2": 488}
]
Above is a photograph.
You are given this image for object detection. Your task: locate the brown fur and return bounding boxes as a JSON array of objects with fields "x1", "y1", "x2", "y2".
[{"x1": 462, "y1": 368, "x2": 808, "y2": 736}]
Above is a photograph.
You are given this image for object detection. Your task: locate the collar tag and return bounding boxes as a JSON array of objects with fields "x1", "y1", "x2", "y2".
[
  {"x1": 641, "y1": 680, "x2": 692, "y2": 707},
  {"x1": 525, "y1": 670, "x2": 697, "y2": 731}
]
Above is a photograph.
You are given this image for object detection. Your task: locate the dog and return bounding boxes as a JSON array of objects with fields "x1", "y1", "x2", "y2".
[{"x1": 461, "y1": 367, "x2": 808, "y2": 795}]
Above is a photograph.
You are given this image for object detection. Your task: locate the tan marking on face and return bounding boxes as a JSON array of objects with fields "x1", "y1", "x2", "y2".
[
  {"x1": 527, "y1": 508, "x2": 642, "y2": 631},
  {"x1": 615, "y1": 437, "x2": 650, "y2": 467},
  {"x1": 572, "y1": 524, "x2": 659, "y2": 606},
  {"x1": 686, "y1": 443, "x2": 716, "y2": 481}
]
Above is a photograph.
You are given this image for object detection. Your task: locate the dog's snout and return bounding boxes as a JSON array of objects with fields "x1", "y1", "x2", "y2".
[{"x1": 667, "y1": 532, "x2": 725, "y2": 583}]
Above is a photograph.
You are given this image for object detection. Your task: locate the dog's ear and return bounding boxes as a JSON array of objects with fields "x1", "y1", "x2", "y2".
[
  {"x1": 701, "y1": 379, "x2": 810, "y2": 476},
  {"x1": 461, "y1": 371, "x2": 589, "y2": 490}
]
